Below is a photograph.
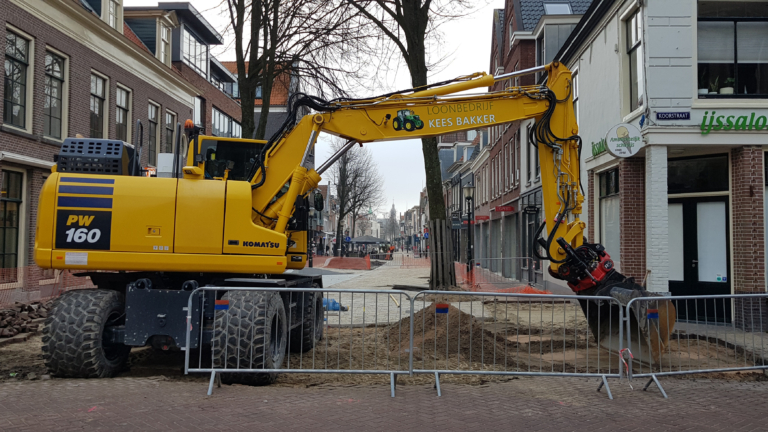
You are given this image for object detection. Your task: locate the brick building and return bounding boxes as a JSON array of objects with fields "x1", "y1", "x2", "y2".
[
  {"x1": 471, "y1": 1, "x2": 588, "y2": 292},
  {"x1": 126, "y1": 3, "x2": 242, "y2": 141},
  {"x1": 557, "y1": 0, "x2": 766, "y2": 326},
  {"x1": 0, "y1": 0, "x2": 238, "y2": 301}
]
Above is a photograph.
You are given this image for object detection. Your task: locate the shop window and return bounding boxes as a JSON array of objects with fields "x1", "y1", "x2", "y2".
[
  {"x1": 697, "y1": 1, "x2": 768, "y2": 97},
  {"x1": 668, "y1": 155, "x2": 728, "y2": 194},
  {"x1": 599, "y1": 168, "x2": 621, "y2": 265},
  {"x1": 0, "y1": 171, "x2": 22, "y2": 273}
]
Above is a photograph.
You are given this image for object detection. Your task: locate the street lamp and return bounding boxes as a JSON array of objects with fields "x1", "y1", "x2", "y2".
[{"x1": 463, "y1": 181, "x2": 475, "y2": 275}]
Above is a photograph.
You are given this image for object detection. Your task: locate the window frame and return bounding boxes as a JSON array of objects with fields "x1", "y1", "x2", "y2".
[
  {"x1": 572, "y1": 69, "x2": 579, "y2": 123},
  {"x1": 625, "y1": 8, "x2": 643, "y2": 113},
  {"x1": 165, "y1": 110, "x2": 177, "y2": 155},
  {"x1": 147, "y1": 101, "x2": 160, "y2": 166},
  {"x1": 183, "y1": 28, "x2": 208, "y2": 78},
  {"x1": 193, "y1": 96, "x2": 204, "y2": 127},
  {"x1": 0, "y1": 167, "x2": 27, "y2": 288},
  {"x1": 115, "y1": 84, "x2": 131, "y2": 142},
  {"x1": 104, "y1": 0, "x2": 123, "y2": 32},
  {"x1": 89, "y1": 71, "x2": 109, "y2": 139},
  {"x1": 4, "y1": 27, "x2": 34, "y2": 133},
  {"x1": 696, "y1": 6, "x2": 768, "y2": 99},
  {"x1": 43, "y1": 48, "x2": 68, "y2": 141},
  {"x1": 598, "y1": 167, "x2": 621, "y2": 262},
  {"x1": 159, "y1": 24, "x2": 171, "y2": 66}
]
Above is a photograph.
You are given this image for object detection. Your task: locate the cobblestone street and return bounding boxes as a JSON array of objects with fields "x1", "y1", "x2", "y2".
[{"x1": 2, "y1": 374, "x2": 768, "y2": 431}]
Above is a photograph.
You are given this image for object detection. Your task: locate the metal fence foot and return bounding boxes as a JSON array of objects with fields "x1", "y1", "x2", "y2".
[
  {"x1": 597, "y1": 375, "x2": 613, "y2": 400},
  {"x1": 207, "y1": 371, "x2": 217, "y2": 396},
  {"x1": 643, "y1": 375, "x2": 668, "y2": 399},
  {"x1": 390, "y1": 373, "x2": 397, "y2": 398},
  {"x1": 434, "y1": 372, "x2": 442, "y2": 397}
]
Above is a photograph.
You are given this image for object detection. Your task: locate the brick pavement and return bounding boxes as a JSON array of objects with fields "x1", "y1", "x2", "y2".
[{"x1": 1, "y1": 374, "x2": 767, "y2": 431}]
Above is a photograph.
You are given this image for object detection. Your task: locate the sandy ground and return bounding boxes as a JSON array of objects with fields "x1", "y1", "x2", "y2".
[{"x1": 3, "y1": 265, "x2": 767, "y2": 388}]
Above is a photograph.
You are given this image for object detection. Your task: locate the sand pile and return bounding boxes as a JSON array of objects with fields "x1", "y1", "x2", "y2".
[{"x1": 388, "y1": 303, "x2": 526, "y2": 367}]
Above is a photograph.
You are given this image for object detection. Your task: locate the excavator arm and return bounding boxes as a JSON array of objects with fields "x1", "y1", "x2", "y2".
[
  {"x1": 243, "y1": 62, "x2": 675, "y2": 365},
  {"x1": 248, "y1": 62, "x2": 583, "y2": 278}
]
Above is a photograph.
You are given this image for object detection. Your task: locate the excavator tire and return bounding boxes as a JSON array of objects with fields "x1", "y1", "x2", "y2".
[
  {"x1": 214, "y1": 291, "x2": 287, "y2": 386},
  {"x1": 42, "y1": 289, "x2": 131, "y2": 378},
  {"x1": 289, "y1": 290, "x2": 324, "y2": 353},
  {"x1": 393, "y1": 118, "x2": 402, "y2": 131}
]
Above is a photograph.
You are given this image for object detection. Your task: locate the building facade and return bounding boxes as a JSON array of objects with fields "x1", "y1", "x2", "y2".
[
  {"x1": 470, "y1": 1, "x2": 589, "y2": 292},
  {"x1": 1, "y1": 0, "x2": 239, "y2": 300},
  {"x1": 557, "y1": 0, "x2": 766, "y2": 312}
]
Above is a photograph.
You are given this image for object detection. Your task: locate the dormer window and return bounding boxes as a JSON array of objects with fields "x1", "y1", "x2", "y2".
[
  {"x1": 107, "y1": 0, "x2": 122, "y2": 31},
  {"x1": 183, "y1": 29, "x2": 208, "y2": 78},
  {"x1": 159, "y1": 24, "x2": 171, "y2": 65},
  {"x1": 543, "y1": 2, "x2": 572, "y2": 15}
]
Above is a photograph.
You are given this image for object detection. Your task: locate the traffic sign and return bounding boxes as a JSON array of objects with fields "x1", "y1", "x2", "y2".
[{"x1": 345, "y1": 236, "x2": 351, "y2": 242}]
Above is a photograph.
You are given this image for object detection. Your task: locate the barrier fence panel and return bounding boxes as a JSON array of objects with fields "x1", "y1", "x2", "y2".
[
  {"x1": 184, "y1": 287, "x2": 413, "y2": 396},
  {"x1": 459, "y1": 259, "x2": 540, "y2": 292},
  {"x1": 409, "y1": 291, "x2": 623, "y2": 398},
  {"x1": 625, "y1": 294, "x2": 768, "y2": 398}
]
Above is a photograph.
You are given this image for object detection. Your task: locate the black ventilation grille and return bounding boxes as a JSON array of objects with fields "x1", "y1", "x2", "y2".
[{"x1": 57, "y1": 139, "x2": 135, "y2": 175}]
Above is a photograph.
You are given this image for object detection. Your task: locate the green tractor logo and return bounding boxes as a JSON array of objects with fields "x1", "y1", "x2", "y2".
[{"x1": 392, "y1": 109, "x2": 424, "y2": 132}]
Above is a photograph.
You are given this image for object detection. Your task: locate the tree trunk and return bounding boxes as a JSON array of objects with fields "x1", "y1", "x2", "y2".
[{"x1": 407, "y1": 43, "x2": 454, "y2": 289}]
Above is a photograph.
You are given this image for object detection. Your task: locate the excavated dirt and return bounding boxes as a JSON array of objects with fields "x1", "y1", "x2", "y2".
[{"x1": 3, "y1": 302, "x2": 766, "y2": 387}]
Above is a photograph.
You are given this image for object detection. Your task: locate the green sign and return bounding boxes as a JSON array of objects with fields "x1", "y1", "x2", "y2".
[
  {"x1": 701, "y1": 111, "x2": 768, "y2": 135},
  {"x1": 591, "y1": 138, "x2": 607, "y2": 157}
]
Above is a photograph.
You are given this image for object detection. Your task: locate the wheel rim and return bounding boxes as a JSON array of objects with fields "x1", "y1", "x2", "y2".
[{"x1": 269, "y1": 311, "x2": 284, "y2": 363}]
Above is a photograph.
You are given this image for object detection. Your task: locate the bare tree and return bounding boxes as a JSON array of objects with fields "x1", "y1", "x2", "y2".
[
  {"x1": 346, "y1": 0, "x2": 474, "y2": 287},
  {"x1": 224, "y1": 0, "x2": 369, "y2": 139},
  {"x1": 326, "y1": 139, "x2": 385, "y2": 255}
]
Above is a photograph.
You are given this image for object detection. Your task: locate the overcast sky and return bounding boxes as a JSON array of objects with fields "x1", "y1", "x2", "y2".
[{"x1": 125, "y1": 0, "x2": 505, "y2": 217}]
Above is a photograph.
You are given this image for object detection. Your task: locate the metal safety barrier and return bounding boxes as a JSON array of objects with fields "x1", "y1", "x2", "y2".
[
  {"x1": 409, "y1": 291, "x2": 623, "y2": 399},
  {"x1": 184, "y1": 287, "x2": 413, "y2": 396},
  {"x1": 182, "y1": 286, "x2": 768, "y2": 399},
  {"x1": 625, "y1": 293, "x2": 768, "y2": 398}
]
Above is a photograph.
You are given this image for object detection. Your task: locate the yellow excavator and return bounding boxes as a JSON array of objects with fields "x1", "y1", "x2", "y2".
[{"x1": 34, "y1": 62, "x2": 673, "y2": 382}]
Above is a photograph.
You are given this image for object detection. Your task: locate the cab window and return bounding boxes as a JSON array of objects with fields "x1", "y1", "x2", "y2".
[{"x1": 199, "y1": 139, "x2": 265, "y2": 181}]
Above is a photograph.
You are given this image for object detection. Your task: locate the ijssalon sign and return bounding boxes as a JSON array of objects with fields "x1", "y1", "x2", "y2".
[
  {"x1": 700, "y1": 110, "x2": 768, "y2": 135},
  {"x1": 605, "y1": 123, "x2": 643, "y2": 158}
]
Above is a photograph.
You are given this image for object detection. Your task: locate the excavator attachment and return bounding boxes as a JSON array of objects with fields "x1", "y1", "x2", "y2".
[
  {"x1": 577, "y1": 277, "x2": 676, "y2": 367},
  {"x1": 550, "y1": 240, "x2": 677, "y2": 367}
]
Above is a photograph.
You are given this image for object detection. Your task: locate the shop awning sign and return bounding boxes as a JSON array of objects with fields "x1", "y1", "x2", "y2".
[
  {"x1": 494, "y1": 206, "x2": 514, "y2": 212},
  {"x1": 605, "y1": 123, "x2": 643, "y2": 158},
  {"x1": 475, "y1": 215, "x2": 490, "y2": 221}
]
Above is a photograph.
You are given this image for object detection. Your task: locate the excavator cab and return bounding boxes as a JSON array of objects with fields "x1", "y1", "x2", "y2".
[{"x1": 197, "y1": 138, "x2": 266, "y2": 181}]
